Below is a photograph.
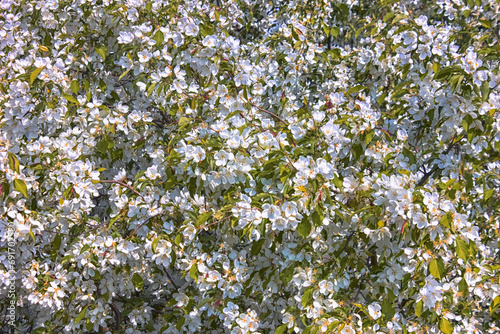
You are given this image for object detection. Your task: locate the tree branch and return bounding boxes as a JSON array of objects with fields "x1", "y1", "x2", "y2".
[
  {"x1": 249, "y1": 102, "x2": 288, "y2": 126},
  {"x1": 100, "y1": 180, "x2": 142, "y2": 198},
  {"x1": 108, "y1": 302, "x2": 122, "y2": 330},
  {"x1": 417, "y1": 135, "x2": 463, "y2": 187}
]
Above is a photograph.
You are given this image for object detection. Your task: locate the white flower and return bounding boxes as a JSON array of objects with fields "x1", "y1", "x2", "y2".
[
  {"x1": 145, "y1": 165, "x2": 161, "y2": 180},
  {"x1": 182, "y1": 224, "x2": 197, "y2": 241},
  {"x1": 185, "y1": 22, "x2": 199, "y2": 36},
  {"x1": 368, "y1": 303, "x2": 382, "y2": 319}
]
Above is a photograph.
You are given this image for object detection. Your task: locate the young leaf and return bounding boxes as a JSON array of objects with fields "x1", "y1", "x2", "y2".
[
  {"x1": 189, "y1": 263, "x2": 198, "y2": 280},
  {"x1": 415, "y1": 300, "x2": 423, "y2": 317},
  {"x1": 347, "y1": 85, "x2": 367, "y2": 95},
  {"x1": 51, "y1": 234, "x2": 62, "y2": 261},
  {"x1": 14, "y1": 179, "x2": 28, "y2": 198},
  {"x1": 153, "y1": 30, "x2": 164, "y2": 45},
  {"x1": 297, "y1": 217, "x2": 311, "y2": 237},
  {"x1": 381, "y1": 299, "x2": 395, "y2": 319},
  {"x1": 195, "y1": 211, "x2": 211, "y2": 227},
  {"x1": 456, "y1": 239, "x2": 469, "y2": 261},
  {"x1": 70, "y1": 80, "x2": 80, "y2": 94},
  {"x1": 151, "y1": 236, "x2": 161, "y2": 253},
  {"x1": 8, "y1": 153, "x2": 20, "y2": 174},
  {"x1": 95, "y1": 45, "x2": 108, "y2": 60},
  {"x1": 301, "y1": 287, "x2": 314, "y2": 308},
  {"x1": 62, "y1": 93, "x2": 79, "y2": 105},
  {"x1": 275, "y1": 324, "x2": 287, "y2": 334},
  {"x1": 132, "y1": 273, "x2": 144, "y2": 290},
  {"x1": 439, "y1": 318, "x2": 453, "y2": 334},
  {"x1": 429, "y1": 258, "x2": 445, "y2": 280},
  {"x1": 75, "y1": 306, "x2": 88, "y2": 324},
  {"x1": 30, "y1": 67, "x2": 43, "y2": 85},
  {"x1": 250, "y1": 239, "x2": 265, "y2": 256}
]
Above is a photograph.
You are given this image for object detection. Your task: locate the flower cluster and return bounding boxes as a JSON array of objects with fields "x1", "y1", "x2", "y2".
[{"x1": 0, "y1": 0, "x2": 499, "y2": 333}]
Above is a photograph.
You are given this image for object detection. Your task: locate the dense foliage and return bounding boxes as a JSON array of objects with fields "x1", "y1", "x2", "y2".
[{"x1": 1, "y1": 0, "x2": 500, "y2": 333}]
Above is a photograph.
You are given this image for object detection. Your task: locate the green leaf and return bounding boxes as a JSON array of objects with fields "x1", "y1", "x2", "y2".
[
  {"x1": 176, "y1": 317, "x2": 185, "y2": 331},
  {"x1": 309, "y1": 210, "x2": 323, "y2": 227},
  {"x1": 14, "y1": 179, "x2": 28, "y2": 198},
  {"x1": 132, "y1": 273, "x2": 144, "y2": 290},
  {"x1": 439, "y1": 318, "x2": 453, "y2": 334},
  {"x1": 70, "y1": 80, "x2": 79, "y2": 95},
  {"x1": 95, "y1": 45, "x2": 107, "y2": 60},
  {"x1": 301, "y1": 287, "x2": 314, "y2": 308},
  {"x1": 275, "y1": 324, "x2": 287, "y2": 334},
  {"x1": 151, "y1": 236, "x2": 161, "y2": 253},
  {"x1": 415, "y1": 300, "x2": 423, "y2": 317},
  {"x1": 302, "y1": 325, "x2": 314, "y2": 334},
  {"x1": 484, "y1": 189, "x2": 495, "y2": 201},
  {"x1": 439, "y1": 212, "x2": 453, "y2": 230},
  {"x1": 225, "y1": 109, "x2": 243, "y2": 120},
  {"x1": 118, "y1": 69, "x2": 131, "y2": 82},
  {"x1": 85, "y1": 319, "x2": 93, "y2": 332},
  {"x1": 178, "y1": 117, "x2": 191, "y2": 130},
  {"x1": 146, "y1": 82, "x2": 157, "y2": 97},
  {"x1": 75, "y1": 306, "x2": 88, "y2": 324},
  {"x1": 62, "y1": 93, "x2": 79, "y2": 105},
  {"x1": 333, "y1": 175, "x2": 343, "y2": 190},
  {"x1": 383, "y1": 12, "x2": 395, "y2": 22},
  {"x1": 297, "y1": 217, "x2": 311, "y2": 237},
  {"x1": 429, "y1": 258, "x2": 445, "y2": 280},
  {"x1": 330, "y1": 27, "x2": 340, "y2": 38},
  {"x1": 490, "y1": 295, "x2": 500, "y2": 315},
  {"x1": 61, "y1": 255, "x2": 74, "y2": 265},
  {"x1": 195, "y1": 211, "x2": 211, "y2": 227},
  {"x1": 30, "y1": 67, "x2": 43, "y2": 85},
  {"x1": 480, "y1": 80, "x2": 490, "y2": 102},
  {"x1": 250, "y1": 239, "x2": 265, "y2": 256},
  {"x1": 434, "y1": 65, "x2": 463, "y2": 80},
  {"x1": 166, "y1": 297, "x2": 177, "y2": 307},
  {"x1": 190, "y1": 263, "x2": 198, "y2": 280},
  {"x1": 479, "y1": 19, "x2": 492, "y2": 29},
  {"x1": 381, "y1": 299, "x2": 395, "y2": 319},
  {"x1": 459, "y1": 278, "x2": 468, "y2": 295},
  {"x1": 153, "y1": 30, "x2": 164, "y2": 45},
  {"x1": 392, "y1": 13, "x2": 407, "y2": 23},
  {"x1": 80, "y1": 244, "x2": 91, "y2": 254},
  {"x1": 456, "y1": 239, "x2": 469, "y2": 261},
  {"x1": 8, "y1": 153, "x2": 20, "y2": 174},
  {"x1": 280, "y1": 265, "x2": 295, "y2": 285},
  {"x1": 51, "y1": 234, "x2": 61, "y2": 262},
  {"x1": 347, "y1": 85, "x2": 367, "y2": 95}
]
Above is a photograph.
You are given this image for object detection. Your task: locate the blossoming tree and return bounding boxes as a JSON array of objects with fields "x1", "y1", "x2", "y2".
[{"x1": 0, "y1": 0, "x2": 499, "y2": 333}]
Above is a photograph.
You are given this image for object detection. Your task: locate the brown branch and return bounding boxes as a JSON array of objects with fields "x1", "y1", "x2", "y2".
[
  {"x1": 249, "y1": 102, "x2": 288, "y2": 126},
  {"x1": 338, "y1": 230, "x2": 356, "y2": 255},
  {"x1": 417, "y1": 135, "x2": 464, "y2": 187},
  {"x1": 202, "y1": 215, "x2": 232, "y2": 229},
  {"x1": 163, "y1": 268, "x2": 180, "y2": 290},
  {"x1": 125, "y1": 213, "x2": 163, "y2": 240},
  {"x1": 108, "y1": 302, "x2": 122, "y2": 330},
  {"x1": 100, "y1": 180, "x2": 142, "y2": 198}
]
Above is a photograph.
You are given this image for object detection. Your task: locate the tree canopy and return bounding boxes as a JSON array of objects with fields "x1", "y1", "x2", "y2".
[{"x1": 0, "y1": 0, "x2": 499, "y2": 333}]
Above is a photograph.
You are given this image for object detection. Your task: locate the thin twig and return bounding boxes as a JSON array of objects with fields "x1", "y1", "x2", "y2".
[
  {"x1": 126, "y1": 213, "x2": 163, "y2": 240},
  {"x1": 163, "y1": 268, "x2": 179, "y2": 290},
  {"x1": 202, "y1": 215, "x2": 232, "y2": 229},
  {"x1": 417, "y1": 135, "x2": 463, "y2": 187},
  {"x1": 338, "y1": 230, "x2": 356, "y2": 255},
  {"x1": 351, "y1": 276, "x2": 367, "y2": 303},
  {"x1": 249, "y1": 102, "x2": 288, "y2": 126},
  {"x1": 100, "y1": 180, "x2": 142, "y2": 198}
]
